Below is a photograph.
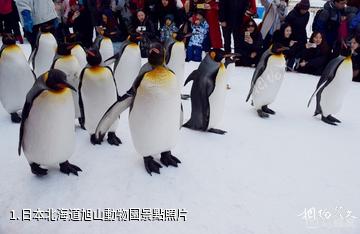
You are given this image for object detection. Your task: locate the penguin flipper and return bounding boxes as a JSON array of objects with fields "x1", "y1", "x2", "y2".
[
  {"x1": 18, "y1": 77, "x2": 48, "y2": 155},
  {"x1": 0, "y1": 45, "x2": 5, "y2": 58},
  {"x1": 184, "y1": 69, "x2": 200, "y2": 86},
  {"x1": 104, "y1": 53, "x2": 119, "y2": 67},
  {"x1": 95, "y1": 94, "x2": 134, "y2": 141},
  {"x1": 165, "y1": 39, "x2": 175, "y2": 64},
  {"x1": 28, "y1": 31, "x2": 41, "y2": 67},
  {"x1": 78, "y1": 67, "x2": 87, "y2": 126}
]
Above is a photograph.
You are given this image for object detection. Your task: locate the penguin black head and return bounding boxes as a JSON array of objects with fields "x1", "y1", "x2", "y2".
[
  {"x1": 2, "y1": 33, "x2": 16, "y2": 45},
  {"x1": 86, "y1": 49, "x2": 102, "y2": 66},
  {"x1": 271, "y1": 43, "x2": 289, "y2": 55},
  {"x1": 148, "y1": 42, "x2": 165, "y2": 66},
  {"x1": 103, "y1": 29, "x2": 117, "y2": 38},
  {"x1": 57, "y1": 42, "x2": 74, "y2": 56},
  {"x1": 45, "y1": 69, "x2": 76, "y2": 91},
  {"x1": 209, "y1": 48, "x2": 226, "y2": 62},
  {"x1": 65, "y1": 33, "x2": 80, "y2": 44},
  {"x1": 129, "y1": 33, "x2": 141, "y2": 43},
  {"x1": 173, "y1": 32, "x2": 185, "y2": 42},
  {"x1": 340, "y1": 43, "x2": 352, "y2": 57},
  {"x1": 40, "y1": 23, "x2": 53, "y2": 33}
]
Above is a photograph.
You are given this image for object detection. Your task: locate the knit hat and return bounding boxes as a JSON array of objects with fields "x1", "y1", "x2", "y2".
[
  {"x1": 164, "y1": 14, "x2": 174, "y2": 22},
  {"x1": 296, "y1": 0, "x2": 310, "y2": 10}
]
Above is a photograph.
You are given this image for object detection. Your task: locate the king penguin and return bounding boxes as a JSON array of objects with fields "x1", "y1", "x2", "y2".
[
  {"x1": 18, "y1": 69, "x2": 82, "y2": 176},
  {"x1": 183, "y1": 49, "x2": 238, "y2": 134},
  {"x1": 105, "y1": 34, "x2": 142, "y2": 95},
  {"x1": 246, "y1": 43, "x2": 288, "y2": 118},
  {"x1": 51, "y1": 42, "x2": 82, "y2": 126},
  {"x1": 0, "y1": 34, "x2": 35, "y2": 123},
  {"x1": 66, "y1": 33, "x2": 87, "y2": 71},
  {"x1": 164, "y1": 33, "x2": 187, "y2": 99},
  {"x1": 93, "y1": 30, "x2": 115, "y2": 64},
  {"x1": 78, "y1": 49, "x2": 122, "y2": 145},
  {"x1": 94, "y1": 42, "x2": 182, "y2": 175},
  {"x1": 308, "y1": 47, "x2": 353, "y2": 125},
  {"x1": 29, "y1": 24, "x2": 58, "y2": 77}
]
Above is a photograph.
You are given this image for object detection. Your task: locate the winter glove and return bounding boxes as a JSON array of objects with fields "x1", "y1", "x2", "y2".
[{"x1": 21, "y1": 10, "x2": 33, "y2": 33}]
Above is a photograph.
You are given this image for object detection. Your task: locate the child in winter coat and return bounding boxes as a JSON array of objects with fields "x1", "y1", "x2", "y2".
[
  {"x1": 186, "y1": 11, "x2": 209, "y2": 62},
  {"x1": 160, "y1": 14, "x2": 178, "y2": 43}
]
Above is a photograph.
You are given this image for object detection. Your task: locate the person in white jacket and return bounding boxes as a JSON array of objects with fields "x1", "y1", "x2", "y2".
[{"x1": 16, "y1": 0, "x2": 58, "y2": 48}]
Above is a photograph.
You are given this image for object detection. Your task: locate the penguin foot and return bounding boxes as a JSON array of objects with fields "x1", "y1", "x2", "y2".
[
  {"x1": 328, "y1": 115, "x2": 341, "y2": 123},
  {"x1": 261, "y1": 105, "x2": 276, "y2": 115},
  {"x1": 59, "y1": 161, "x2": 82, "y2": 176},
  {"x1": 144, "y1": 156, "x2": 162, "y2": 175},
  {"x1": 30, "y1": 163, "x2": 48, "y2": 176},
  {"x1": 78, "y1": 117, "x2": 86, "y2": 130},
  {"x1": 160, "y1": 151, "x2": 181, "y2": 167},
  {"x1": 181, "y1": 94, "x2": 190, "y2": 100},
  {"x1": 257, "y1": 109, "x2": 270, "y2": 118},
  {"x1": 10, "y1": 112, "x2": 21, "y2": 123},
  {"x1": 208, "y1": 128, "x2": 227, "y2": 135},
  {"x1": 321, "y1": 116, "x2": 337, "y2": 126},
  {"x1": 107, "y1": 132, "x2": 122, "y2": 146},
  {"x1": 90, "y1": 134, "x2": 103, "y2": 145}
]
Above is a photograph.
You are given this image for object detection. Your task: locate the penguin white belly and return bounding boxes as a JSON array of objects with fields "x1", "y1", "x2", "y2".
[
  {"x1": 167, "y1": 42, "x2": 185, "y2": 89},
  {"x1": 54, "y1": 56, "x2": 81, "y2": 118},
  {"x1": 82, "y1": 67, "x2": 118, "y2": 133},
  {"x1": 71, "y1": 45, "x2": 87, "y2": 71},
  {"x1": 208, "y1": 64, "x2": 227, "y2": 129},
  {"x1": 252, "y1": 55, "x2": 286, "y2": 109},
  {"x1": 114, "y1": 44, "x2": 141, "y2": 95},
  {"x1": 129, "y1": 67, "x2": 180, "y2": 156},
  {"x1": 100, "y1": 38, "x2": 114, "y2": 63},
  {"x1": 0, "y1": 45, "x2": 34, "y2": 113},
  {"x1": 320, "y1": 59, "x2": 353, "y2": 116},
  {"x1": 33, "y1": 33, "x2": 57, "y2": 76},
  {"x1": 23, "y1": 89, "x2": 75, "y2": 166}
]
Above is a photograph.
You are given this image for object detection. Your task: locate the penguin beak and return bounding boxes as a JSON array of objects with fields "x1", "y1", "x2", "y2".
[
  {"x1": 278, "y1": 47, "x2": 290, "y2": 52},
  {"x1": 223, "y1": 53, "x2": 241, "y2": 66},
  {"x1": 223, "y1": 53, "x2": 241, "y2": 58}
]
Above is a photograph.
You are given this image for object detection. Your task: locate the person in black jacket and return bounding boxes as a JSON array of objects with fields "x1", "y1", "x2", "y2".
[
  {"x1": 295, "y1": 31, "x2": 330, "y2": 76},
  {"x1": 284, "y1": 0, "x2": 310, "y2": 68},
  {"x1": 218, "y1": 0, "x2": 249, "y2": 54},
  {"x1": 351, "y1": 34, "x2": 360, "y2": 82},
  {"x1": 131, "y1": 9, "x2": 157, "y2": 58},
  {"x1": 236, "y1": 18, "x2": 263, "y2": 67}
]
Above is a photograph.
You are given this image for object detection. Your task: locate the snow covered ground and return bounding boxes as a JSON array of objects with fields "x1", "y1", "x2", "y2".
[{"x1": 0, "y1": 42, "x2": 359, "y2": 234}]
